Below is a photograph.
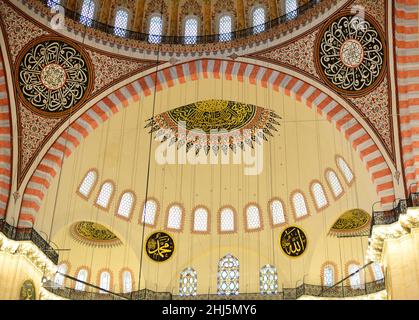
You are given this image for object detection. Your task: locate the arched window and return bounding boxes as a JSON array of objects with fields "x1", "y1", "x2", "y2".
[
  {"x1": 121, "y1": 270, "x2": 133, "y2": 293},
  {"x1": 80, "y1": 0, "x2": 95, "y2": 27},
  {"x1": 217, "y1": 254, "x2": 239, "y2": 296},
  {"x1": 140, "y1": 199, "x2": 158, "y2": 226},
  {"x1": 252, "y1": 7, "x2": 266, "y2": 34},
  {"x1": 291, "y1": 192, "x2": 309, "y2": 218},
  {"x1": 54, "y1": 263, "x2": 67, "y2": 288},
  {"x1": 184, "y1": 16, "x2": 198, "y2": 45},
  {"x1": 311, "y1": 182, "x2": 328, "y2": 210},
  {"x1": 75, "y1": 269, "x2": 88, "y2": 291},
  {"x1": 193, "y1": 207, "x2": 208, "y2": 232},
  {"x1": 47, "y1": 0, "x2": 60, "y2": 7},
  {"x1": 148, "y1": 15, "x2": 163, "y2": 44},
  {"x1": 326, "y1": 170, "x2": 344, "y2": 198},
  {"x1": 114, "y1": 8, "x2": 129, "y2": 37},
  {"x1": 246, "y1": 205, "x2": 261, "y2": 231},
  {"x1": 116, "y1": 192, "x2": 135, "y2": 218},
  {"x1": 269, "y1": 199, "x2": 286, "y2": 226},
  {"x1": 179, "y1": 268, "x2": 197, "y2": 296},
  {"x1": 260, "y1": 265, "x2": 278, "y2": 294},
  {"x1": 220, "y1": 207, "x2": 235, "y2": 233},
  {"x1": 219, "y1": 15, "x2": 232, "y2": 42},
  {"x1": 348, "y1": 264, "x2": 363, "y2": 289},
  {"x1": 96, "y1": 182, "x2": 114, "y2": 209},
  {"x1": 337, "y1": 157, "x2": 354, "y2": 184},
  {"x1": 372, "y1": 263, "x2": 384, "y2": 281},
  {"x1": 78, "y1": 170, "x2": 97, "y2": 198},
  {"x1": 167, "y1": 204, "x2": 183, "y2": 230},
  {"x1": 99, "y1": 271, "x2": 111, "y2": 293},
  {"x1": 285, "y1": 0, "x2": 298, "y2": 20},
  {"x1": 323, "y1": 265, "x2": 335, "y2": 287}
]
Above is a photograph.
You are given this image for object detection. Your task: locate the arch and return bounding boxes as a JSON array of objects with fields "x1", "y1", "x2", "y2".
[
  {"x1": 218, "y1": 206, "x2": 236, "y2": 234},
  {"x1": 325, "y1": 169, "x2": 344, "y2": 200},
  {"x1": 165, "y1": 203, "x2": 184, "y2": 232},
  {"x1": 217, "y1": 254, "x2": 239, "y2": 296},
  {"x1": 179, "y1": 267, "x2": 197, "y2": 296},
  {"x1": 251, "y1": 6, "x2": 266, "y2": 34},
  {"x1": 290, "y1": 190, "x2": 310, "y2": 220},
  {"x1": 113, "y1": 7, "x2": 129, "y2": 37},
  {"x1": 335, "y1": 155, "x2": 355, "y2": 186},
  {"x1": 74, "y1": 266, "x2": 90, "y2": 291},
  {"x1": 260, "y1": 264, "x2": 278, "y2": 294},
  {"x1": 148, "y1": 14, "x2": 163, "y2": 44},
  {"x1": 183, "y1": 15, "x2": 199, "y2": 45},
  {"x1": 309, "y1": 180, "x2": 329, "y2": 211},
  {"x1": 244, "y1": 203, "x2": 263, "y2": 232},
  {"x1": 97, "y1": 268, "x2": 113, "y2": 293},
  {"x1": 94, "y1": 180, "x2": 115, "y2": 211},
  {"x1": 54, "y1": 262, "x2": 68, "y2": 288},
  {"x1": 192, "y1": 205, "x2": 210, "y2": 234},
  {"x1": 115, "y1": 190, "x2": 136, "y2": 220},
  {"x1": 17, "y1": 59, "x2": 395, "y2": 227},
  {"x1": 320, "y1": 262, "x2": 338, "y2": 287},
  {"x1": 79, "y1": 0, "x2": 96, "y2": 27},
  {"x1": 268, "y1": 198, "x2": 287, "y2": 227},
  {"x1": 77, "y1": 168, "x2": 98, "y2": 199},
  {"x1": 139, "y1": 197, "x2": 159, "y2": 227},
  {"x1": 119, "y1": 267, "x2": 135, "y2": 293}
]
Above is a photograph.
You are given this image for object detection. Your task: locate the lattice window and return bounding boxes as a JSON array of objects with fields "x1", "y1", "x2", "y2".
[
  {"x1": 80, "y1": 0, "x2": 95, "y2": 27},
  {"x1": 337, "y1": 157, "x2": 354, "y2": 184},
  {"x1": 323, "y1": 265, "x2": 335, "y2": 287},
  {"x1": 54, "y1": 263, "x2": 67, "y2": 288},
  {"x1": 252, "y1": 7, "x2": 265, "y2": 34},
  {"x1": 372, "y1": 263, "x2": 384, "y2": 281},
  {"x1": 179, "y1": 268, "x2": 197, "y2": 296},
  {"x1": 193, "y1": 207, "x2": 208, "y2": 232},
  {"x1": 167, "y1": 205, "x2": 183, "y2": 230},
  {"x1": 114, "y1": 8, "x2": 129, "y2": 37},
  {"x1": 260, "y1": 265, "x2": 278, "y2": 294},
  {"x1": 219, "y1": 15, "x2": 232, "y2": 41},
  {"x1": 246, "y1": 205, "x2": 261, "y2": 230},
  {"x1": 99, "y1": 271, "x2": 111, "y2": 293},
  {"x1": 148, "y1": 15, "x2": 163, "y2": 44},
  {"x1": 270, "y1": 200, "x2": 285, "y2": 225},
  {"x1": 79, "y1": 170, "x2": 97, "y2": 198},
  {"x1": 122, "y1": 270, "x2": 132, "y2": 293},
  {"x1": 220, "y1": 208, "x2": 235, "y2": 232},
  {"x1": 184, "y1": 17, "x2": 198, "y2": 44},
  {"x1": 348, "y1": 264, "x2": 363, "y2": 289},
  {"x1": 96, "y1": 182, "x2": 114, "y2": 209},
  {"x1": 311, "y1": 182, "x2": 328, "y2": 210},
  {"x1": 141, "y1": 199, "x2": 158, "y2": 225},
  {"x1": 292, "y1": 192, "x2": 308, "y2": 218},
  {"x1": 326, "y1": 170, "x2": 343, "y2": 198},
  {"x1": 117, "y1": 192, "x2": 134, "y2": 218},
  {"x1": 75, "y1": 269, "x2": 88, "y2": 291},
  {"x1": 47, "y1": 0, "x2": 60, "y2": 7},
  {"x1": 285, "y1": 0, "x2": 298, "y2": 20},
  {"x1": 217, "y1": 254, "x2": 239, "y2": 296}
]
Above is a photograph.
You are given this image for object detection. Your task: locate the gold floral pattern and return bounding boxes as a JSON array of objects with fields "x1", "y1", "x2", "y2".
[
  {"x1": 70, "y1": 222, "x2": 123, "y2": 248},
  {"x1": 329, "y1": 209, "x2": 371, "y2": 237}
]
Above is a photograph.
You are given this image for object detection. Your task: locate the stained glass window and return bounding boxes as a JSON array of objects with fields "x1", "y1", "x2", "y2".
[
  {"x1": 75, "y1": 269, "x2": 88, "y2": 291},
  {"x1": 219, "y1": 15, "x2": 232, "y2": 41},
  {"x1": 167, "y1": 205, "x2": 183, "y2": 230},
  {"x1": 122, "y1": 270, "x2": 133, "y2": 293},
  {"x1": 193, "y1": 207, "x2": 208, "y2": 232},
  {"x1": 220, "y1": 208, "x2": 235, "y2": 232},
  {"x1": 252, "y1": 7, "x2": 265, "y2": 34},
  {"x1": 117, "y1": 192, "x2": 134, "y2": 218},
  {"x1": 99, "y1": 271, "x2": 111, "y2": 293},
  {"x1": 292, "y1": 192, "x2": 308, "y2": 218},
  {"x1": 96, "y1": 182, "x2": 114, "y2": 209},
  {"x1": 270, "y1": 200, "x2": 285, "y2": 225},
  {"x1": 179, "y1": 268, "x2": 197, "y2": 296},
  {"x1": 372, "y1": 263, "x2": 384, "y2": 281},
  {"x1": 260, "y1": 265, "x2": 278, "y2": 294},
  {"x1": 54, "y1": 263, "x2": 67, "y2": 288},
  {"x1": 78, "y1": 170, "x2": 97, "y2": 198},
  {"x1": 184, "y1": 17, "x2": 198, "y2": 44},
  {"x1": 114, "y1": 9, "x2": 129, "y2": 37},
  {"x1": 148, "y1": 15, "x2": 163, "y2": 44},
  {"x1": 311, "y1": 182, "x2": 328, "y2": 209},
  {"x1": 326, "y1": 170, "x2": 343, "y2": 198},
  {"x1": 246, "y1": 205, "x2": 261, "y2": 230},
  {"x1": 337, "y1": 157, "x2": 354, "y2": 184},
  {"x1": 217, "y1": 254, "x2": 239, "y2": 296},
  {"x1": 348, "y1": 264, "x2": 363, "y2": 289},
  {"x1": 80, "y1": 0, "x2": 95, "y2": 27},
  {"x1": 141, "y1": 199, "x2": 158, "y2": 225},
  {"x1": 323, "y1": 265, "x2": 334, "y2": 287}
]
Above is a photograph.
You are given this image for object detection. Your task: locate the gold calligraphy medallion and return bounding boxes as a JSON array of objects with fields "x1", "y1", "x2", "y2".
[
  {"x1": 145, "y1": 231, "x2": 175, "y2": 262},
  {"x1": 280, "y1": 226, "x2": 308, "y2": 258}
]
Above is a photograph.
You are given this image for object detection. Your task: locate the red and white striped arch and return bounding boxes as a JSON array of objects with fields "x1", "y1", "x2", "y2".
[
  {"x1": 395, "y1": 0, "x2": 419, "y2": 193},
  {"x1": 17, "y1": 59, "x2": 395, "y2": 227},
  {"x1": 0, "y1": 50, "x2": 12, "y2": 219}
]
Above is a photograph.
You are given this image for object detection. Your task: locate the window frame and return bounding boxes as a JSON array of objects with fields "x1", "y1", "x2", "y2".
[
  {"x1": 94, "y1": 180, "x2": 116, "y2": 211},
  {"x1": 77, "y1": 168, "x2": 98, "y2": 200},
  {"x1": 217, "y1": 13, "x2": 234, "y2": 42},
  {"x1": 268, "y1": 198, "x2": 287, "y2": 228},
  {"x1": 325, "y1": 168, "x2": 345, "y2": 200},
  {"x1": 148, "y1": 13, "x2": 164, "y2": 44},
  {"x1": 251, "y1": 5, "x2": 266, "y2": 34},
  {"x1": 259, "y1": 264, "x2": 278, "y2": 295},
  {"x1": 138, "y1": 197, "x2": 160, "y2": 227},
  {"x1": 191, "y1": 205, "x2": 210, "y2": 234},
  {"x1": 79, "y1": 0, "x2": 97, "y2": 27},
  {"x1": 335, "y1": 155, "x2": 355, "y2": 186},
  {"x1": 309, "y1": 180, "x2": 329, "y2": 212},
  {"x1": 179, "y1": 267, "x2": 198, "y2": 297},
  {"x1": 321, "y1": 262, "x2": 338, "y2": 287},
  {"x1": 217, "y1": 254, "x2": 239, "y2": 296},
  {"x1": 165, "y1": 202, "x2": 185, "y2": 232},
  {"x1": 244, "y1": 203, "x2": 263, "y2": 232},
  {"x1": 98, "y1": 270, "x2": 112, "y2": 294},
  {"x1": 120, "y1": 268, "x2": 134, "y2": 294},
  {"x1": 290, "y1": 190, "x2": 310, "y2": 221},
  {"x1": 113, "y1": 7, "x2": 130, "y2": 38},
  {"x1": 218, "y1": 206, "x2": 237, "y2": 234},
  {"x1": 183, "y1": 15, "x2": 200, "y2": 45},
  {"x1": 74, "y1": 267, "x2": 90, "y2": 291},
  {"x1": 115, "y1": 190, "x2": 136, "y2": 221}
]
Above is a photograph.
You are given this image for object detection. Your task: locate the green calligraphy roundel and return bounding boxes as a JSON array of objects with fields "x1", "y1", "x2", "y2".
[{"x1": 280, "y1": 226, "x2": 308, "y2": 258}]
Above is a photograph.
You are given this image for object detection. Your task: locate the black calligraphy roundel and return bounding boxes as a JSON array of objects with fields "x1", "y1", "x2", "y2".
[
  {"x1": 145, "y1": 231, "x2": 175, "y2": 262},
  {"x1": 280, "y1": 226, "x2": 308, "y2": 257}
]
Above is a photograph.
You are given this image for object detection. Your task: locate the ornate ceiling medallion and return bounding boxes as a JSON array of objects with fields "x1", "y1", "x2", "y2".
[
  {"x1": 328, "y1": 209, "x2": 371, "y2": 237},
  {"x1": 146, "y1": 100, "x2": 281, "y2": 155},
  {"x1": 70, "y1": 221, "x2": 122, "y2": 248},
  {"x1": 315, "y1": 12, "x2": 386, "y2": 96},
  {"x1": 16, "y1": 37, "x2": 93, "y2": 117}
]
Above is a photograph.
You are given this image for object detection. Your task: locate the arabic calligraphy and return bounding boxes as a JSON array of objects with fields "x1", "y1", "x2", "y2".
[
  {"x1": 280, "y1": 226, "x2": 307, "y2": 257},
  {"x1": 317, "y1": 13, "x2": 385, "y2": 95},
  {"x1": 145, "y1": 232, "x2": 175, "y2": 262}
]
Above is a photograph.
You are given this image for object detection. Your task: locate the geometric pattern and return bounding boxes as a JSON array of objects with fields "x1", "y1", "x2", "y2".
[{"x1": 18, "y1": 60, "x2": 395, "y2": 227}]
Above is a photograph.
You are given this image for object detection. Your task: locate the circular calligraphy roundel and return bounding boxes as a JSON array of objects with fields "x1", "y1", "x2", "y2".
[
  {"x1": 280, "y1": 226, "x2": 308, "y2": 258},
  {"x1": 315, "y1": 12, "x2": 386, "y2": 96},
  {"x1": 145, "y1": 231, "x2": 175, "y2": 262},
  {"x1": 16, "y1": 36, "x2": 93, "y2": 117}
]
